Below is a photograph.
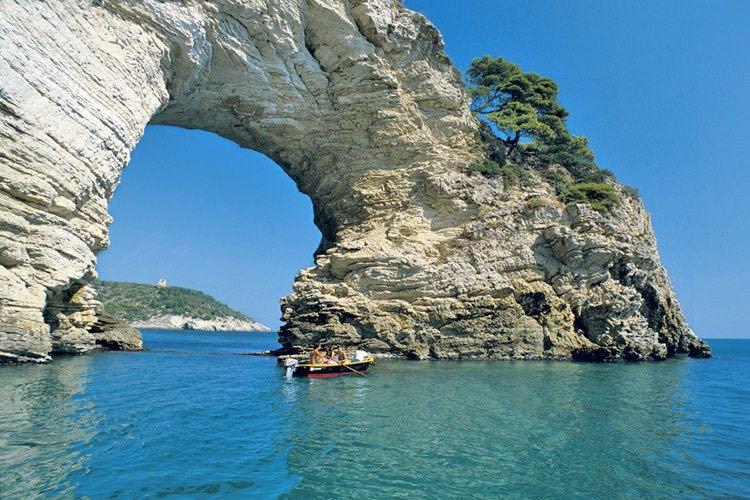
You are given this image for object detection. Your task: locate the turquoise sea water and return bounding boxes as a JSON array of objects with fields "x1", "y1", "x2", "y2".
[{"x1": 1, "y1": 331, "x2": 748, "y2": 498}]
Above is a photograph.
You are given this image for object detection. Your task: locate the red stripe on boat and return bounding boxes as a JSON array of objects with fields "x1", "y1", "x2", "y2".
[{"x1": 306, "y1": 371, "x2": 357, "y2": 378}]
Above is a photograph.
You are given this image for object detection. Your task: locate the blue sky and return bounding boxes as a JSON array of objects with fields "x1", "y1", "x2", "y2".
[{"x1": 98, "y1": 0, "x2": 749, "y2": 336}]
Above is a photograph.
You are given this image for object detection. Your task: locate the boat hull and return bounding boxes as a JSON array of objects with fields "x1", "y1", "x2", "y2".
[{"x1": 292, "y1": 359, "x2": 374, "y2": 378}]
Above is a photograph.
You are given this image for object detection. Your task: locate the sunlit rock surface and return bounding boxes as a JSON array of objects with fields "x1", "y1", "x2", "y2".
[
  {"x1": 0, "y1": 0, "x2": 708, "y2": 362},
  {"x1": 131, "y1": 315, "x2": 270, "y2": 333}
]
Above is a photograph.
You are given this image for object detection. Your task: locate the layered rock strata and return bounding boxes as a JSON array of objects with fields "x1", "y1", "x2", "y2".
[{"x1": 0, "y1": 0, "x2": 708, "y2": 362}]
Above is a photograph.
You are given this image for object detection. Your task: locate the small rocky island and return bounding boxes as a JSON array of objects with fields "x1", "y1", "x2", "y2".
[
  {"x1": 0, "y1": 1, "x2": 709, "y2": 362},
  {"x1": 93, "y1": 280, "x2": 271, "y2": 332}
]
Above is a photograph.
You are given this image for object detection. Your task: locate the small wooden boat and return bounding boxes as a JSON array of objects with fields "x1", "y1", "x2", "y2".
[{"x1": 283, "y1": 357, "x2": 375, "y2": 378}]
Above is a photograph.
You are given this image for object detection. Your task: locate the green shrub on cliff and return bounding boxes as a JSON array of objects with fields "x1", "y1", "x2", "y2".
[
  {"x1": 562, "y1": 182, "x2": 619, "y2": 213},
  {"x1": 540, "y1": 168, "x2": 571, "y2": 197},
  {"x1": 524, "y1": 197, "x2": 546, "y2": 211},
  {"x1": 468, "y1": 159, "x2": 503, "y2": 177},
  {"x1": 468, "y1": 159, "x2": 531, "y2": 187},
  {"x1": 623, "y1": 185, "x2": 640, "y2": 199}
]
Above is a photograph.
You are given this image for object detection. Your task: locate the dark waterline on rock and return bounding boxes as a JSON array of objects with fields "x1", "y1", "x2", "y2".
[{"x1": 0, "y1": 330, "x2": 748, "y2": 497}]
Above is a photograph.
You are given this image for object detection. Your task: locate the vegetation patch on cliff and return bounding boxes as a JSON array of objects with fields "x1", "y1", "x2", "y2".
[
  {"x1": 467, "y1": 159, "x2": 531, "y2": 187},
  {"x1": 92, "y1": 280, "x2": 256, "y2": 323},
  {"x1": 464, "y1": 55, "x2": 636, "y2": 213},
  {"x1": 561, "y1": 182, "x2": 619, "y2": 213}
]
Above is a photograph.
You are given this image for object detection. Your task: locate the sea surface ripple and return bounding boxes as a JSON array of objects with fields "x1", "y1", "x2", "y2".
[{"x1": 1, "y1": 331, "x2": 748, "y2": 498}]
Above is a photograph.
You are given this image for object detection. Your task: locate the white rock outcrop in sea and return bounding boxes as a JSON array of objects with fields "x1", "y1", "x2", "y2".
[
  {"x1": 0, "y1": 0, "x2": 709, "y2": 362},
  {"x1": 132, "y1": 315, "x2": 271, "y2": 332}
]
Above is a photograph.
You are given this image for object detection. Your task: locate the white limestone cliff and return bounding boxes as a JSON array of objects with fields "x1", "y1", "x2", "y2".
[
  {"x1": 132, "y1": 315, "x2": 271, "y2": 332},
  {"x1": 0, "y1": 0, "x2": 708, "y2": 362}
]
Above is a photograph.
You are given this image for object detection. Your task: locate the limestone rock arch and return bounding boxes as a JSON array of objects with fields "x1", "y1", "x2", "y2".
[{"x1": 0, "y1": 0, "x2": 708, "y2": 362}]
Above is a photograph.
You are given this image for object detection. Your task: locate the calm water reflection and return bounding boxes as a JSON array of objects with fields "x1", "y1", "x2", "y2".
[
  {"x1": 0, "y1": 355, "x2": 96, "y2": 496},
  {"x1": 1, "y1": 332, "x2": 748, "y2": 498}
]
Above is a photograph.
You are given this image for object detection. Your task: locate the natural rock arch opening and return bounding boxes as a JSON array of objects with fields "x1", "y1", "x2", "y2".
[
  {"x1": 0, "y1": 0, "x2": 707, "y2": 363},
  {"x1": 98, "y1": 125, "x2": 322, "y2": 331}
]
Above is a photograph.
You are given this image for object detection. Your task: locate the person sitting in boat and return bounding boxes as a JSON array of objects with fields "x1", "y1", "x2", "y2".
[
  {"x1": 334, "y1": 347, "x2": 348, "y2": 363},
  {"x1": 324, "y1": 347, "x2": 339, "y2": 365},
  {"x1": 309, "y1": 345, "x2": 323, "y2": 364}
]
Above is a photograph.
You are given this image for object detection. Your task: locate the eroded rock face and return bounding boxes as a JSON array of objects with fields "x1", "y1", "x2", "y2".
[{"x1": 0, "y1": 0, "x2": 708, "y2": 362}]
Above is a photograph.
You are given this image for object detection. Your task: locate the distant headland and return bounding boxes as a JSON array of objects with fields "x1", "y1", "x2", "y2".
[{"x1": 93, "y1": 280, "x2": 271, "y2": 333}]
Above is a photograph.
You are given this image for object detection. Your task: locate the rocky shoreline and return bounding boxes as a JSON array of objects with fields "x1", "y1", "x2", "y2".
[{"x1": 131, "y1": 315, "x2": 271, "y2": 332}]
